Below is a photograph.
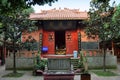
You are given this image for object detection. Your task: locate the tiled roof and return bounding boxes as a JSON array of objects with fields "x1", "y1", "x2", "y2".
[{"x1": 29, "y1": 8, "x2": 88, "y2": 20}]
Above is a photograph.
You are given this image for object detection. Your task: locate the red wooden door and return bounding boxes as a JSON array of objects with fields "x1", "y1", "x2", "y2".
[{"x1": 66, "y1": 30, "x2": 78, "y2": 54}]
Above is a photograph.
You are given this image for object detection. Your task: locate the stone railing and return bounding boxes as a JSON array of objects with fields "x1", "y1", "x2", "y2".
[
  {"x1": 87, "y1": 55, "x2": 117, "y2": 69},
  {"x1": 5, "y1": 57, "x2": 34, "y2": 70},
  {"x1": 46, "y1": 58, "x2": 72, "y2": 71}
]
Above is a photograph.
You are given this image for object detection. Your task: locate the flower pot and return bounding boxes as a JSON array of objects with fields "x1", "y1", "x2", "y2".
[{"x1": 81, "y1": 73, "x2": 91, "y2": 80}]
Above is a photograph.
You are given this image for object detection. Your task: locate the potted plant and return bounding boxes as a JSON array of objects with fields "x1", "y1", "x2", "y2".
[
  {"x1": 75, "y1": 54, "x2": 84, "y2": 73},
  {"x1": 79, "y1": 51, "x2": 91, "y2": 80},
  {"x1": 33, "y1": 52, "x2": 47, "y2": 76}
]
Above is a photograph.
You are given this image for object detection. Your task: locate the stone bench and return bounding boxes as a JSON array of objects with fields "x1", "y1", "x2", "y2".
[{"x1": 43, "y1": 58, "x2": 74, "y2": 80}]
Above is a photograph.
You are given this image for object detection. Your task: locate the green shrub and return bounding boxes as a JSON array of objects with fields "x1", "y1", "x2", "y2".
[
  {"x1": 34, "y1": 54, "x2": 47, "y2": 71},
  {"x1": 92, "y1": 70, "x2": 118, "y2": 76},
  {"x1": 78, "y1": 51, "x2": 88, "y2": 73},
  {"x1": 2, "y1": 72, "x2": 24, "y2": 77}
]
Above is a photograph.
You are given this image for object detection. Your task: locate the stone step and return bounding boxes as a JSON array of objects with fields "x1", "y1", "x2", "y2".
[{"x1": 71, "y1": 58, "x2": 79, "y2": 70}]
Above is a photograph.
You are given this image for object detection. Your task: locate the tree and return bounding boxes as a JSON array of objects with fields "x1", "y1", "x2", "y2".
[
  {"x1": 0, "y1": 0, "x2": 58, "y2": 74},
  {"x1": 112, "y1": 4, "x2": 120, "y2": 26},
  {"x1": 85, "y1": 0, "x2": 118, "y2": 71},
  {"x1": 0, "y1": 0, "x2": 58, "y2": 14},
  {"x1": 0, "y1": 7, "x2": 37, "y2": 73}
]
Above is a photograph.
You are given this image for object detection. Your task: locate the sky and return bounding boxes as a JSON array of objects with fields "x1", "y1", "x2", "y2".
[{"x1": 32, "y1": 0, "x2": 120, "y2": 13}]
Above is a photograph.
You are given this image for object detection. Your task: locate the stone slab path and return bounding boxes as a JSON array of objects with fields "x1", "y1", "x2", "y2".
[{"x1": 0, "y1": 63, "x2": 120, "y2": 80}]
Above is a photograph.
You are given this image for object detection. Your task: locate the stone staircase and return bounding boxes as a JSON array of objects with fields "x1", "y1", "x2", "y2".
[{"x1": 71, "y1": 58, "x2": 79, "y2": 70}]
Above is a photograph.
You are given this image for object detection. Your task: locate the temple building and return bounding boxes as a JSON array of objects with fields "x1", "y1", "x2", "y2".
[
  {"x1": 22, "y1": 8, "x2": 99, "y2": 58},
  {"x1": 4, "y1": 8, "x2": 118, "y2": 70}
]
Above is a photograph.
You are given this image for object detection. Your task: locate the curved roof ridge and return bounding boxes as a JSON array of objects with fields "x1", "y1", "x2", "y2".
[{"x1": 29, "y1": 8, "x2": 88, "y2": 20}]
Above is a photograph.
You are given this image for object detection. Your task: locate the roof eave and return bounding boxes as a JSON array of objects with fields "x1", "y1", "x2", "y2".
[{"x1": 29, "y1": 17, "x2": 88, "y2": 20}]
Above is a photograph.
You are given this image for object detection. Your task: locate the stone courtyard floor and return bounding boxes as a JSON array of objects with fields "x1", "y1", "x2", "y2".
[{"x1": 0, "y1": 63, "x2": 120, "y2": 80}]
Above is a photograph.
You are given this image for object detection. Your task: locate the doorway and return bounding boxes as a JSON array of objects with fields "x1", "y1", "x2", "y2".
[{"x1": 55, "y1": 31, "x2": 66, "y2": 55}]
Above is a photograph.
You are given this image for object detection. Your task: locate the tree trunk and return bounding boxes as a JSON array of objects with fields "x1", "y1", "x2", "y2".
[
  {"x1": 2, "y1": 42, "x2": 6, "y2": 65},
  {"x1": 13, "y1": 40, "x2": 17, "y2": 73},
  {"x1": 103, "y1": 41, "x2": 106, "y2": 72},
  {"x1": 2, "y1": 33, "x2": 6, "y2": 65},
  {"x1": 111, "y1": 41, "x2": 114, "y2": 55}
]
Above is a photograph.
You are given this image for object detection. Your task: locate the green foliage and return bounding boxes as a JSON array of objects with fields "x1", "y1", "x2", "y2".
[
  {"x1": 23, "y1": 35, "x2": 37, "y2": 51},
  {"x1": 0, "y1": 0, "x2": 58, "y2": 75},
  {"x1": 78, "y1": 51, "x2": 88, "y2": 73},
  {"x1": 26, "y1": 0, "x2": 58, "y2": 6},
  {"x1": 0, "y1": 7, "x2": 37, "y2": 74},
  {"x1": 0, "y1": 23, "x2": 3, "y2": 34},
  {"x1": 112, "y1": 4, "x2": 120, "y2": 23},
  {"x1": 0, "y1": 7, "x2": 37, "y2": 44},
  {"x1": 92, "y1": 0, "x2": 110, "y2": 3},
  {"x1": 92, "y1": 70, "x2": 118, "y2": 76},
  {"x1": 0, "y1": 0, "x2": 58, "y2": 14},
  {"x1": 88, "y1": 65, "x2": 117, "y2": 69},
  {"x1": 111, "y1": 5, "x2": 120, "y2": 38},
  {"x1": 2, "y1": 72, "x2": 24, "y2": 77},
  {"x1": 0, "y1": 0, "x2": 27, "y2": 14},
  {"x1": 86, "y1": 0, "x2": 118, "y2": 41},
  {"x1": 0, "y1": 23, "x2": 2, "y2": 27},
  {"x1": 34, "y1": 55, "x2": 47, "y2": 70},
  {"x1": 22, "y1": 8, "x2": 34, "y2": 16},
  {"x1": 86, "y1": 0, "x2": 120, "y2": 72}
]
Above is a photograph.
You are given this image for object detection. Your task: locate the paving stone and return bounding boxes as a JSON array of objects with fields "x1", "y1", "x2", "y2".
[{"x1": 0, "y1": 63, "x2": 120, "y2": 80}]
